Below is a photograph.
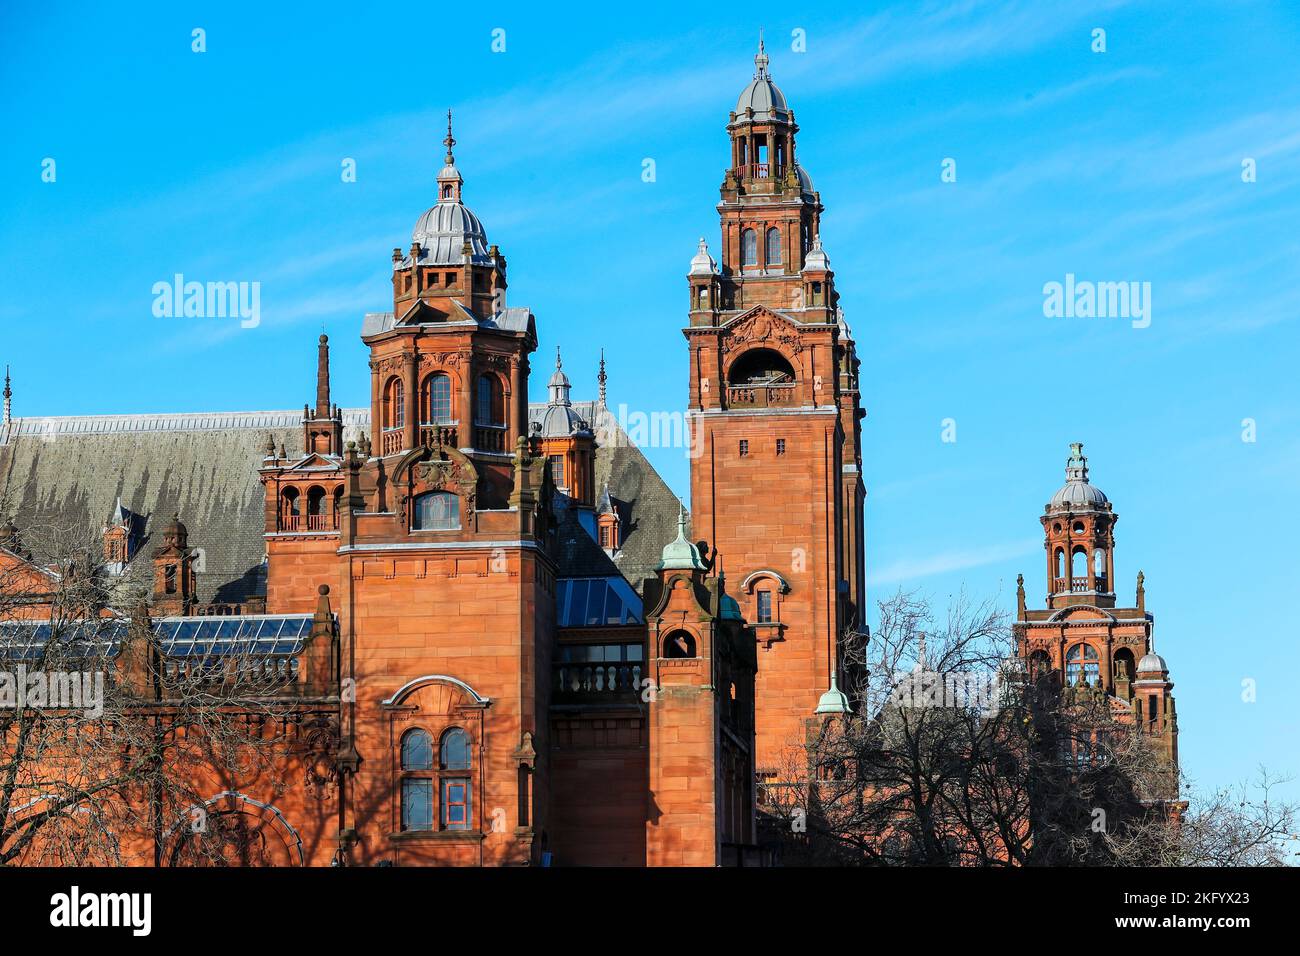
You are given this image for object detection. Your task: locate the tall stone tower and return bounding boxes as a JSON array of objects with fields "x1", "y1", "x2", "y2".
[
  {"x1": 1017, "y1": 443, "x2": 1179, "y2": 796},
  {"x1": 686, "y1": 43, "x2": 865, "y2": 775}
]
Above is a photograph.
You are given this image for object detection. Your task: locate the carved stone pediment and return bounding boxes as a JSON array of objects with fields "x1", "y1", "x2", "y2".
[{"x1": 723, "y1": 307, "x2": 804, "y2": 353}]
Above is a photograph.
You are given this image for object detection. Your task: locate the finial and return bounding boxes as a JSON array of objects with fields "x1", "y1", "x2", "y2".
[
  {"x1": 754, "y1": 29, "x2": 770, "y2": 77},
  {"x1": 597, "y1": 349, "x2": 608, "y2": 406},
  {"x1": 677, "y1": 500, "x2": 687, "y2": 538},
  {"x1": 555, "y1": 345, "x2": 562, "y2": 370},
  {"x1": 1065, "y1": 441, "x2": 1089, "y2": 482},
  {"x1": 2, "y1": 365, "x2": 9, "y2": 426},
  {"x1": 443, "y1": 109, "x2": 456, "y2": 165}
]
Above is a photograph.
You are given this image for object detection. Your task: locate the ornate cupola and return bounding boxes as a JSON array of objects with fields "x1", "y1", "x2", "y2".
[
  {"x1": 1042, "y1": 442, "x2": 1118, "y2": 609},
  {"x1": 716, "y1": 37, "x2": 823, "y2": 293},
  {"x1": 390, "y1": 110, "x2": 506, "y2": 324},
  {"x1": 537, "y1": 349, "x2": 594, "y2": 507}
]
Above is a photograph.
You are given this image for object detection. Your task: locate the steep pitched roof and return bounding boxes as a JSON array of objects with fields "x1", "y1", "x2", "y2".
[
  {"x1": 0, "y1": 403, "x2": 679, "y2": 601},
  {"x1": 0, "y1": 410, "x2": 367, "y2": 604}
]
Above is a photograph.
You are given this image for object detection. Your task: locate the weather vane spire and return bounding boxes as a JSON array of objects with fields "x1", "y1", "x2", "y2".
[
  {"x1": 755, "y1": 28, "x2": 769, "y2": 77},
  {"x1": 443, "y1": 109, "x2": 456, "y2": 165}
]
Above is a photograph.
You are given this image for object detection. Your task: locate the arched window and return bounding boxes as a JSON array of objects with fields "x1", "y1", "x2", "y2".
[
  {"x1": 663, "y1": 630, "x2": 696, "y2": 659},
  {"x1": 306, "y1": 486, "x2": 325, "y2": 516},
  {"x1": 476, "y1": 374, "x2": 503, "y2": 426},
  {"x1": 399, "y1": 729, "x2": 434, "y2": 831},
  {"x1": 383, "y1": 377, "x2": 405, "y2": 430},
  {"x1": 421, "y1": 373, "x2": 452, "y2": 424},
  {"x1": 765, "y1": 227, "x2": 782, "y2": 266},
  {"x1": 727, "y1": 348, "x2": 795, "y2": 386},
  {"x1": 440, "y1": 728, "x2": 471, "y2": 770},
  {"x1": 1054, "y1": 548, "x2": 1064, "y2": 580},
  {"x1": 439, "y1": 728, "x2": 472, "y2": 831},
  {"x1": 1065, "y1": 643, "x2": 1100, "y2": 687},
  {"x1": 1113, "y1": 648, "x2": 1135, "y2": 685},
  {"x1": 1071, "y1": 547, "x2": 1087, "y2": 580},
  {"x1": 280, "y1": 487, "x2": 300, "y2": 530},
  {"x1": 741, "y1": 229, "x2": 757, "y2": 267},
  {"x1": 1094, "y1": 548, "x2": 1107, "y2": 582},
  {"x1": 412, "y1": 491, "x2": 459, "y2": 531},
  {"x1": 401, "y1": 728, "x2": 433, "y2": 770}
]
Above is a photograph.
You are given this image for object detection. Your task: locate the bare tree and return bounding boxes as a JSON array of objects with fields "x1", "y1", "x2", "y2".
[
  {"x1": 763, "y1": 589, "x2": 1297, "y2": 867},
  {"x1": 0, "y1": 522, "x2": 338, "y2": 866}
]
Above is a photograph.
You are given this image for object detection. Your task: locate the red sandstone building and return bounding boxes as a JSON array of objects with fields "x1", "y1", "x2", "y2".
[{"x1": 0, "y1": 48, "x2": 1176, "y2": 866}]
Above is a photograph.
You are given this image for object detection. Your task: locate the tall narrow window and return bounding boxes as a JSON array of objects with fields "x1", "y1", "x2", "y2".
[
  {"x1": 548, "y1": 454, "x2": 565, "y2": 486},
  {"x1": 412, "y1": 491, "x2": 459, "y2": 531},
  {"x1": 384, "y1": 377, "x2": 405, "y2": 430},
  {"x1": 741, "y1": 229, "x2": 757, "y2": 267},
  {"x1": 739, "y1": 440, "x2": 749, "y2": 457},
  {"x1": 477, "y1": 374, "x2": 502, "y2": 426},
  {"x1": 422, "y1": 373, "x2": 452, "y2": 423},
  {"x1": 756, "y1": 590, "x2": 773, "y2": 624},
  {"x1": 776, "y1": 438, "x2": 786, "y2": 456},
  {"x1": 765, "y1": 227, "x2": 782, "y2": 266},
  {"x1": 440, "y1": 728, "x2": 472, "y2": 831},
  {"x1": 400, "y1": 729, "x2": 434, "y2": 831}
]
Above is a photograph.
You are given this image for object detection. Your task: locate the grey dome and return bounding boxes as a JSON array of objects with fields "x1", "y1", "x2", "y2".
[
  {"x1": 802, "y1": 236, "x2": 830, "y2": 272},
  {"x1": 735, "y1": 75, "x2": 788, "y2": 120},
  {"x1": 1049, "y1": 481, "x2": 1110, "y2": 509},
  {"x1": 540, "y1": 404, "x2": 586, "y2": 438},
  {"x1": 1137, "y1": 651, "x2": 1168, "y2": 675},
  {"x1": 689, "y1": 238, "x2": 719, "y2": 276},
  {"x1": 410, "y1": 200, "x2": 489, "y2": 266},
  {"x1": 1047, "y1": 442, "x2": 1109, "y2": 511},
  {"x1": 539, "y1": 349, "x2": 589, "y2": 438},
  {"x1": 732, "y1": 41, "x2": 791, "y2": 124}
]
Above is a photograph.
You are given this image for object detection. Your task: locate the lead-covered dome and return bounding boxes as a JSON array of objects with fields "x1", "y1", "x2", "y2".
[
  {"x1": 410, "y1": 201, "x2": 489, "y2": 265},
  {"x1": 732, "y1": 39, "x2": 792, "y2": 124},
  {"x1": 1047, "y1": 442, "x2": 1110, "y2": 510},
  {"x1": 403, "y1": 110, "x2": 492, "y2": 267}
]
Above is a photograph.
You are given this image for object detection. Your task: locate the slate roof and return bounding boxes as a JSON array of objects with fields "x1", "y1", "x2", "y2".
[{"x1": 0, "y1": 402, "x2": 679, "y2": 602}]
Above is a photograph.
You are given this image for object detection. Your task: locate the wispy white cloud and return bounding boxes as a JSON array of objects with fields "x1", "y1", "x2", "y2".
[{"x1": 868, "y1": 538, "x2": 1039, "y2": 587}]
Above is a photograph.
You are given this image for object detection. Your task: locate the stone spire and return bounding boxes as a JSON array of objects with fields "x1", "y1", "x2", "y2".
[
  {"x1": 597, "y1": 349, "x2": 607, "y2": 407},
  {"x1": 316, "y1": 334, "x2": 331, "y2": 416}
]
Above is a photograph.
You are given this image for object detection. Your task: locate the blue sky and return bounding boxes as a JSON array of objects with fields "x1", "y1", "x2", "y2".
[{"x1": 2, "y1": 0, "x2": 1298, "y2": 799}]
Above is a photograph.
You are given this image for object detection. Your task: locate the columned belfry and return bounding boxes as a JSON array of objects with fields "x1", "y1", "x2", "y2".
[
  {"x1": 1042, "y1": 442, "x2": 1116, "y2": 608},
  {"x1": 686, "y1": 44, "x2": 867, "y2": 774}
]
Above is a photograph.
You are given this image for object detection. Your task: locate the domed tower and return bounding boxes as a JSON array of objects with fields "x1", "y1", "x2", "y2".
[
  {"x1": 1042, "y1": 442, "x2": 1117, "y2": 609},
  {"x1": 686, "y1": 43, "x2": 866, "y2": 776},
  {"x1": 536, "y1": 348, "x2": 595, "y2": 507},
  {"x1": 1017, "y1": 444, "x2": 1179, "y2": 798},
  {"x1": 363, "y1": 110, "x2": 535, "y2": 484}
]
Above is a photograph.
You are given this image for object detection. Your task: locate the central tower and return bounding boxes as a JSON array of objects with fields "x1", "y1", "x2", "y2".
[{"x1": 686, "y1": 44, "x2": 866, "y2": 775}]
